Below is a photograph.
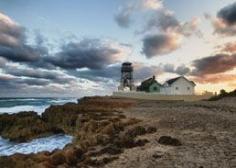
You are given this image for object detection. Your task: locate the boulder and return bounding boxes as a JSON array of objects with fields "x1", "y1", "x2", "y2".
[{"x1": 158, "y1": 136, "x2": 182, "y2": 146}]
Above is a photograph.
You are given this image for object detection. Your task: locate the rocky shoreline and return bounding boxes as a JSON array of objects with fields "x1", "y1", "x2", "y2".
[
  {"x1": 0, "y1": 96, "x2": 235, "y2": 168},
  {"x1": 0, "y1": 97, "x2": 158, "y2": 168}
]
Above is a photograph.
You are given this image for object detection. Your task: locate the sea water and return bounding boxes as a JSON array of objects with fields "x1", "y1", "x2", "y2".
[
  {"x1": 0, "y1": 97, "x2": 77, "y2": 115},
  {"x1": 0, "y1": 134, "x2": 73, "y2": 156},
  {"x1": 0, "y1": 97, "x2": 77, "y2": 156}
]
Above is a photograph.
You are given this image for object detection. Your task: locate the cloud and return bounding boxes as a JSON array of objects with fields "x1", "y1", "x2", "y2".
[
  {"x1": 114, "y1": 5, "x2": 134, "y2": 28},
  {"x1": 0, "y1": 12, "x2": 25, "y2": 47},
  {"x1": 48, "y1": 39, "x2": 130, "y2": 70},
  {"x1": 145, "y1": 10, "x2": 179, "y2": 33},
  {"x1": 228, "y1": 81, "x2": 236, "y2": 88},
  {"x1": 140, "y1": 8, "x2": 200, "y2": 58},
  {"x1": 0, "y1": 12, "x2": 45, "y2": 63},
  {"x1": 217, "y1": 2, "x2": 236, "y2": 26},
  {"x1": 217, "y1": 42, "x2": 236, "y2": 53},
  {"x1": 180, "y1": 17, "x2": 201, "y2": 37},
  {"x1": 192, "y1": 54, "x2": 236, "y2": 76},
  {"x1": 20, "y1": 78, "x2": 50, "y2": 86},
  {"x1": 142, "y1": 33, "x2": 181, "y2": 57},
  {"x1": 162, "y1": 64, "x2": 190, "y2": 75},
  {"x1": 70, "y1": 62, "x2": 163, "y2": 83},
  {"x1": 0, "y1": 74, "x2": 49, "y2": 88},
  {"x1": 114, "y1": 1, "x2": 200, "y2": 57},
  {"x1": 141, "y1": 0, "x2": 163, "y2": 10},
  {"x1": 192, "y1": 74, "x2": 236, "y2": 84},
  {"x1": 0, "y1": 45, "x2": 42, "y2": 62},
  {"x1": 0, "y1": 12, "x2": 136, "y2": 96},
  {"x1": 133, "y1": 63, "x2": 163, "y2": 81},
  {"x1": 3, "y1": 65, "x2": 77, "y2": 85},
  {"x1": 212, "y1": 17, "x2": 236, "y2": 36},
  {"x1": 0, "y1": 12, "x2": 130, "y2": 71},
  {"x1": 114, "y1": 0, "x2": 162, "y2": 28},
  {"x1": 0, "y1": 57, "x2": 7, "y2": 67},
  {"x1": 209, "y1": 2, "x2": 236, "y2": 36},
  {"x1": 142, "y1": 8, "x2": 200, "y2": 35}
]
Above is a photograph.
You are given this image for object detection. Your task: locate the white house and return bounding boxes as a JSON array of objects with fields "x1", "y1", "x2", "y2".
[{"x1": 161, "y1": 76, "x2": 196, "y2": 95}]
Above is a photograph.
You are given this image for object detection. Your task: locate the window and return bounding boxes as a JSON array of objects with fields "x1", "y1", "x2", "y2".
[{"x1": 175, "y1": 87, "x2": 179, "y2": 90}]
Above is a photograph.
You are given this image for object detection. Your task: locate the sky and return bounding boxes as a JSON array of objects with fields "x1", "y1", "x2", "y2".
[{"x1": 0, "y1": 0, "x2": 236, "y2": 97}]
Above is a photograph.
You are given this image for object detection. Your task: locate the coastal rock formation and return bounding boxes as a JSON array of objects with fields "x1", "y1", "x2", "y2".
[
  {"x1": 1, "y1": 96, "x2": 235, "y2": 168},
  {"x1": 158, "y1": 136, "x2": 182, "y2": 146},
  {"x1": 0, "y1": 97, "x2": 157, "y2": 167},
  {"x1": 0, "y1": 112, "x2": 63, "y2": 142}
]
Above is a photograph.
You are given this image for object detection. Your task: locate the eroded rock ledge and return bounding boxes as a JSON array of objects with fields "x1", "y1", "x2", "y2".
[{"x1": 0, "y1": 97, "x2": 157, "y2": 168}]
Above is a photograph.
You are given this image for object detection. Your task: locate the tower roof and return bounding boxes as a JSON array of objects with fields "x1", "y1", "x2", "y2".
[
  {"x1": 122, "y1": 62, "x2": 132, "y2": 66},
  {"x1": 121, "y1": 62, "x2": 133, "y2": 72}
]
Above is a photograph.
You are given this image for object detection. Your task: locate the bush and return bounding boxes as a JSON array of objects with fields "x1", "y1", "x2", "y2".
[{"x1": 209, "y1": 89, "x2": 236, "y2": 101}]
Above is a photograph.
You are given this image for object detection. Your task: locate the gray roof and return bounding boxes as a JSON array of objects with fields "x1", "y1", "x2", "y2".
[{"x1": 166, "y1": 76, "x2": 196, "y2": 86}]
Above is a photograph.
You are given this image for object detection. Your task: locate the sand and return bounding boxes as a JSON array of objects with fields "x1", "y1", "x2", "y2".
[{"x1": 105, "y1": 97, "x2": 236, "y2": 168}]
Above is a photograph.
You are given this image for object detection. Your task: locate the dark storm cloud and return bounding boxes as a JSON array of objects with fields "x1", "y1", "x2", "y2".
[
  {"x1": 0, "y1": 45, "x2": 41, "y2": 62},
  {"x1": 0, "y1": 74, "x2": 49, "y2": 88},
  {"x1": 0, "y1": 12, "x2": 133, "y2": 94},
  {"x1": 1, "y1": 12, "x2": 129, "y2": 70},
  {"x1": 217, "y1": 2, "x2": 236, "y2": 25},
  {"x1": 210, "y1": 2, "x2": 236, "y2": 36},
  {"x1": 175, "y1": 66, "x2": 191, "y2": 75},
  {"x1": 133, "y1": 63, "x2": 163, "y2": 81},
  {"x1": 48, "y1": 39, "x2": 127, "y2": 70},
  {"x1": 4, "y1": 66, "x2": 76, "y2": 84},
  {"x1": 19, "y1": 78, "x2": 50, "y2": 86},
  {"x1": 0, "y1": 12, "x2": 46, "y2": 63},
  {"x1": 5, "y1": 67, "x2": 57, "y2": 80},
  {"x1": 163, "y1": 64, "x2": 190, "y2": 75},
  {"x1": 142, "y1": 33, "x2": 180, "y2": 57},
  {"x1": 0, "y1": 75, "x2": 19, "y2": 90},
  {"x1": 192, "y1": 54, "x2": 236, "y2": 76}
]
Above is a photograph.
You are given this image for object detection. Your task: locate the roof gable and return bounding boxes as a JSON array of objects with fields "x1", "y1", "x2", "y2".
[{"x1": 166, "y1": 76, "x2": 196, "y2": 86}]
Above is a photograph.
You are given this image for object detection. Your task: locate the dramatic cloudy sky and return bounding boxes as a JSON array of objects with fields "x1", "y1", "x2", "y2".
[{"x1": 0, "y1": 0, "x2": 236, "y2": 97}]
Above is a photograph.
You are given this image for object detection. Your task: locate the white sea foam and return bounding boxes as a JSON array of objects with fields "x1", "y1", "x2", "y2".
[
  {"x1": 0, "y1": 135, "x2": 73, "y2": 156},
  {"x1": 0, "y1": 98, "x2": 38, "y2": 102},
  {"x1": 0, "y1": 98, "x2": 78, "y2": 115},
  {"x1": 49, "y1": 98, "x2": 77, "y2": 104},
  {"x1": 0, "y1": 105, "x2": 49, "y2": 115}
]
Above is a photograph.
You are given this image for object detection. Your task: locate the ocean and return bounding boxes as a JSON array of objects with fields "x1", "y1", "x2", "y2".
[
  {"x1": 0, "y1": 97, "x2": 78, "y2": 115},
  {"x1": 0, "y1": 97, "x2": 77, "y2": 156}
]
